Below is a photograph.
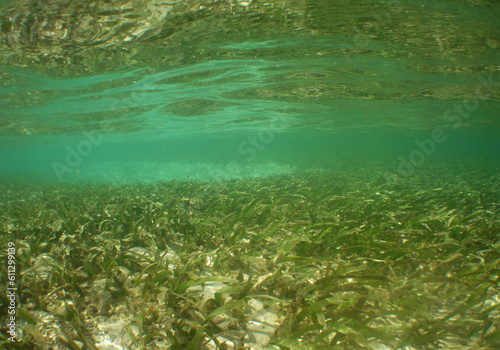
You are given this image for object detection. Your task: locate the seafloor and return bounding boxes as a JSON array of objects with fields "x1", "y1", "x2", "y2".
[{"x1": 0, "y1": 160, "x2": 498, "y2": 349}]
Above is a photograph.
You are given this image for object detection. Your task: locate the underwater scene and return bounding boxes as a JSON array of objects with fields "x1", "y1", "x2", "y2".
[{"x1": 0, "y1": 0, "x2": 499, "y2": 349}]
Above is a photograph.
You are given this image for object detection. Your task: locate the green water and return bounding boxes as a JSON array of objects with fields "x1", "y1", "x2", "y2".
[
  {"x1": 0, "y1": 0, "x2": 499, "y2": 349},
  {"x1": 0, "y1": 0, "x2": 499, "y2": 184}
]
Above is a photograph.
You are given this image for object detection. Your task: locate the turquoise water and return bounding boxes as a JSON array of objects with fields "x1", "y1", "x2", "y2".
[
  {"x1": 0, "y1": 0, "x2": 499, "y2": 184},
  {"x1": 0, "y1": 1, "x2": 500, "y2": 349},
  {"x1": 1, "y1": 59, "x2": 498, "y2": 184}
]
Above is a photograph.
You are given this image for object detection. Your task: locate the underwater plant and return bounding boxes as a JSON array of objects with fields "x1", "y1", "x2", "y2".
[{"x1": 0, "y1": 161, "x2": 499, "y2": 349}]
